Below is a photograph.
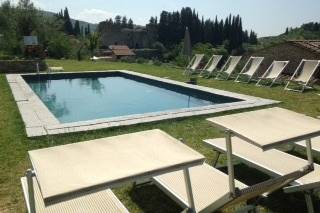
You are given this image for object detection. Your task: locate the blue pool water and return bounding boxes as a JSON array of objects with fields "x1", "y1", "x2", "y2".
[{"x1": 25, "y1": 74, "x2": 240, "y2": 123}]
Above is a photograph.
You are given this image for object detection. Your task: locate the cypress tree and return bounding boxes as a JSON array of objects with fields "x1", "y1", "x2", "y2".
[
  {"x1": 63, "y1": 7, "x2": 74, "y2": 35},
  {"x1": 121, "y1": 16, "x2": 128, "y2": 28},
  {"x1": 128, "y1": 18, "x2": 134, "y2": 29},
  {"x1": 74, "y1": 20, "x2": 81, "y2": 36}
]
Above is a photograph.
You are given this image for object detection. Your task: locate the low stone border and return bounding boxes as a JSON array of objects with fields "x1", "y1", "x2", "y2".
[{"x1": 7, "y1": 70, "x2": 279, "y2": 137}]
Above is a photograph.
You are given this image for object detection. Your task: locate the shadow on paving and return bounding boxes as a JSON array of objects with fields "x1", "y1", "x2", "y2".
[
  {"x1": 219, "y1": 164, "x2": 320, "y2": 213},
  {"x1": 129, "y1": 184, "x2": 182, "y2": 213}
]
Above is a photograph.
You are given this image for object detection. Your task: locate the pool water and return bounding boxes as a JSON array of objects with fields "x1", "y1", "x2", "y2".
[{"x1": 26, "y1": 75, "x2": 239, "y2": 123}]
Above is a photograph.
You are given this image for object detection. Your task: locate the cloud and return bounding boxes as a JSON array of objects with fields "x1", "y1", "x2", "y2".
[{"x1": 74, "y1": 9, "x2": 115, "y2": 24}]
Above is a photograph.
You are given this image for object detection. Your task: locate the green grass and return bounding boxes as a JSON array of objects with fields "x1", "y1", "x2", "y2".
[{"x1": 0, "y1": 59, "x2": 320, "y2": 213}]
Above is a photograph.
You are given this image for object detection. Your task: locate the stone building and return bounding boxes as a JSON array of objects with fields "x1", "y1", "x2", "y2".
[{"x1": 98, "y1": 23, "x2": 157, "y2": 49}]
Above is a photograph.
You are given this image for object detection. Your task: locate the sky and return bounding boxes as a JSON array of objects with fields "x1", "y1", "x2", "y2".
[{"x1": 7, "y1": 0, "x2": 320, "y2": 37}]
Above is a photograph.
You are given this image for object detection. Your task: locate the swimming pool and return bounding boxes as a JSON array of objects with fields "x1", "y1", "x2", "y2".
[
  {"x1": 24, "y1": 72, "x2": 241, "y2": 123},
  {"x1": 7, "y1": 70, "x2": 278, "y2": 137}
]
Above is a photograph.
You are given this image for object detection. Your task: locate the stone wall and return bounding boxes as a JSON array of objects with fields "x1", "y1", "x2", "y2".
[
  {"x1": 99, "y1": 25, "x2": 156, "y2": 49},
  {"x1": 0, "y1": 60, "x2": 47, "y2": 73}
]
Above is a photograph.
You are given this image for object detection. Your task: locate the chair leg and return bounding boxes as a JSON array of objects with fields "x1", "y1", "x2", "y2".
[
  {"x1": 304, "y1": 191, "x2": 315, "y2": 213},
  {"x1": 212, "y1": 152, "x2": 221, "y2": 168},
  {"x1": 235, "y1": 74, "x2": 241, "y2": 82},
  {"x1": 284, "y1": 81, "x2": 291, "y2": 90},
  {"x1": 256, "y1": 79, "x2": 262, "y2": 87},
  {"x1": 270, "y1": 78, "x2": 277, "y2": 87}
]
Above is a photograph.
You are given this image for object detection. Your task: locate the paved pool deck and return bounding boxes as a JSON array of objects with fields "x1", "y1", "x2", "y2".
[{"x1": 7, "y1": 70, "x2": 279, "y2": 137}]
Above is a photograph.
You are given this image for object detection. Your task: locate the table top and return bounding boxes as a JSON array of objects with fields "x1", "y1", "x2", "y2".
[
  {"x1": 29, "y1": 129, "x2": 205, "y2": 202},
  {"x1": 207, "y1": 107, "x2": 320, "y2": 150}
]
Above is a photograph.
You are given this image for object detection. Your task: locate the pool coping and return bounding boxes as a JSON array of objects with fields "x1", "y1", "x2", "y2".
[{"x1": 6, "y1": 70, "x2": 279, "y2": 137}]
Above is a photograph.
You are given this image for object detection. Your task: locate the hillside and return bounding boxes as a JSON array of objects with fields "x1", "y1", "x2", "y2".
[
  {"x1": 41, "y1": 10, "x2": 98, "y2": 32},
  {"x1": 256, "y1": 23, "x2": 320, "y2": 50}
]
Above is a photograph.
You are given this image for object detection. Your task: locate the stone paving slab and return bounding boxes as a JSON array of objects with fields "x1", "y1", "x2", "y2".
[
  {"x1": 26, "y1": 127, "x2": 47, "y2": 137},
  {"x1": 8, "y1": 83, "x2": 28, "y2": 102},
  {"x1": 7, "y1": 71, "x2": 279, "y2": 137},
  {"x1": 17, "y1": 102, "x2": 43, "y2": 128},
  {"x1": 6, "y1": 74, "x2": 19, "y2": 83}
]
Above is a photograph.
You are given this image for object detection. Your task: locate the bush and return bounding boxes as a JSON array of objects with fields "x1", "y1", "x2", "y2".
[
  {"x1": 120, "y1": 57, "x2": 135, "y2": 63},
  {"x1": 48, "y1": 33, "x2": 72, "y2": 59},
  {"x1": 136, "y1": 57, "x2": 147, "y2": 64},
  {"x1": 153, "y1": 59, "x2": 162, "y2": 66},
  {"x1": 0, "y1": 53, "x2": 15, "y2": 60},
  {"x1": 175, "y1": 54, "x2": 189, "y2": 67},
  {"x1": 152, "y1": 41, "x2": 166, "y2": 53}
]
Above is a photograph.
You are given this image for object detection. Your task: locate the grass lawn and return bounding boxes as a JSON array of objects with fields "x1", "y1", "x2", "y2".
[{"x1": 0, "y1": 59, "x2": 320, "y2": 213}]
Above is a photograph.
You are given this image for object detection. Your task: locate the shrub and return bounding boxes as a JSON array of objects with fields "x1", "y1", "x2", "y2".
[
  {"x1": 153, "y1": 59, "x2": 162, "y2": 66},
  {"x1": 152, "y1": 41, "x2": 166, "y2": 54},
  {"x1": 48, "y1": 33, "x2": 72, "y2": 59},
  {"x1": 136, "y1": 57, "x2": 147, "y2": 64},
  {"x1": 175, "y1": 54, "x2": 189, "y2": 67},
  {"x1": 120, "y1": 57, "x2": 135, "y2": 63}
]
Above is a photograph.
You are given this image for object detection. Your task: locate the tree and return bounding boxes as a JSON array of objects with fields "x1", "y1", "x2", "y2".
[
  {"x1": 16, "y1": 0, "x2": 39, "y2": 36},
  {"x1": 87, "y1": 32, "x2": 100, "y2": 57},
  {"x1": 154, "y1": 8, "x2": 253, "y2": 49},
  {"x1": 80, "y1": 26, "x2": 84, "y2": 37},
  {"x1": 63, "y1": 7, "x2": 73, "y2": 35},
  {"x1": 249, "y1": 30, "x2": 258, "y2": 44},
  {"x1": 115, "y1": 15, "x2": 121, "y2": 26},
  {"x1": 74, "y1": 20, "x2": 81, "y2": 36},
  {"x1": 128, "y1": 18, "x2": 134, "y2": 29},
  {"x1": 285, "y1": 27, "x2": 289, "y2": 35},
  {"x1": 121, "y1": 16, "x2": 127, "y2": 28},
  {"x1": 48, "y1": 32, "x2": 71, "y2": 58},
  {"x1": 85, "y1": 24, "x2": 91, "y2": 36}
]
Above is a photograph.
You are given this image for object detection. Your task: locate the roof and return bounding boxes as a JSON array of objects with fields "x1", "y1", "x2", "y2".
[
  {"x1": 28, "y1": 129, "x2": 205, "y2": 202},
  {"x1": 108, "y1": 45, "x2": 135, "y2": 56},
  {"x1": 289, "y1": 40, "x2": 320, "y2": 54},
  {"x1": 207, "y1": 107, "x2": 320, "y2": 150},
  {"x1": 23, "y1": 36, "x2": 38, "y2": 45}
]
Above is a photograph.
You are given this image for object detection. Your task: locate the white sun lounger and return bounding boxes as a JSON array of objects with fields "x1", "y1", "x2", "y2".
[
  {"x1": 215, "y1": 56, "x2": 242, "y2": 80},
  {"x1": 22, "y1": 129, "x2": 205, "y2": 213},
  {"x1": 235, "y1": 56, "x2": 264, "y2": 83},
  {"x1": 21, "y1": 176, "x2": 129, "y2": 213},
  {"x1": 48, "y1": 67, "x2": 64, "y2": 73},
  {"x1": 153, "y1": 108, "x2": 317, "y2": 212},
  {"x1": 206, "y1": 107, "x2": 320, "y2": 213},
  {"x1": 256, "y1": 60, "x2": 289, "y2": 87},
  {"x1": 285, "y1": 59, "x2": 320, "y2": 92},
  {"x1": 296, "y1": 136, "x2": 320, "y2": 155},
  {"x1": 199, "y1": 55, "x2": 223, "y2": 77},
  {"x1": 204, "y1": 137, "x2": 320, "y2": 213},
  {"x1": 153, "y1": 163, "x2": 248, "y2": 212},
  {"x1": 185, "y1": 54, "x2": 205, "y2": 75}
]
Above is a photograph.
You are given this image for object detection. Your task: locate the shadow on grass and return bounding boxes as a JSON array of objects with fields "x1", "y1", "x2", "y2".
[
  {"x1": 218, "y1": 163, "x2": 319, "y2": 213},
  {"x1": 129, "y1": 184, "x2": 182, "y2": 213}
]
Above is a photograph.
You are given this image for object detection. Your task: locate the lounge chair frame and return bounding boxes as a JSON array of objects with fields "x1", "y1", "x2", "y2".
[
  {"x1": 23, "y1": 170, "x2": 130, "y2": 213},
  {"x1": 204, "y1": 137, "x2": 316, "y2": 213},
  {"x1": 153, "y1": 131, "x2": 312, "y2": 212},
  {"x1": 256, "y1": 60, "x2": 289, "y2": 87},
  {"x1": 235, "y1": 56, "x2": 264, "y2": 83},
  {"x1": 284, "y1": 59, "x2": 320, "y2": 92},
  {"x1": 199, "y1": 55, "x2": 223, "y2": 77},
  {"x1": 295, "y1": 136, "x2": 320, "y2": 156},
  {"x1": 215, "y1": 56, "x2": 242, "y2": 80},
  {"x1": 184, "y1": 54, "x2": 205, "y2": 75}
]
